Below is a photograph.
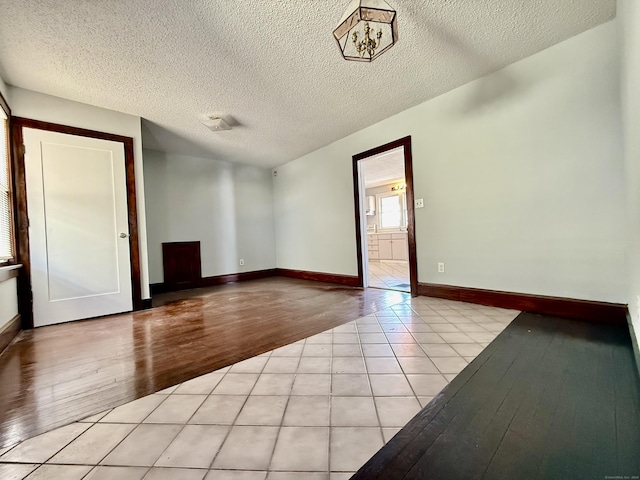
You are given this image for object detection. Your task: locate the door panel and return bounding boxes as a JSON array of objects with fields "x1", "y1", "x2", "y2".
[
  {"x1": 24, "y1": 128, "x2": 133, "y2": 327},
  {"x1": 391, "y1": 238, "x2": 408, "y2": 261},
  {"x1": 378, "y1": 239, "x2": 392, "y2": 260},
  {"x1": 162, "y1": 241, "x2": 202, "y2": 290}
]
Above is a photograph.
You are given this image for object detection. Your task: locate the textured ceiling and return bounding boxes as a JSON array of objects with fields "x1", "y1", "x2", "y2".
[
  {"x1": 363, "y1": 147, "x2": 405, "y2": 188},
  {"x1": 0, "y1": 0, "x2": 615, "y2": 168}
]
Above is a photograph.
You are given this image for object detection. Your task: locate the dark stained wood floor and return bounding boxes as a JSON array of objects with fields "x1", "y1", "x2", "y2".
[
  {"x1": 353, "y1": 312, "x2": 640, "y2": 480},
  {"x1": 0, "y1": 277, "x2": 409, "y2": 449}
]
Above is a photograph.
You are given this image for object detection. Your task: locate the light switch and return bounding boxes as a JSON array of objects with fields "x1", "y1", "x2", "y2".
[{"x1": 415, "y1": 198, "x2": 424, "y2": 208}]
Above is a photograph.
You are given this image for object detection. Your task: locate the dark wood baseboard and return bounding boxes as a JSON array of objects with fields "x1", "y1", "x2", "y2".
[
  {"x1": 0, "y1": 314, "x2": 21, "y2": 355},
  {"x1": 150, "y1": 268, "x2": 361, "y2": 295},
  {"x1": 275, "y1": 268, "x2": 361, "y2": 287},
  {"x1": 141, "y1": 298, "x2": 153, "y2": 310},
  {"x1": 418, "y1": 282, "x2": 627, "y2": 324},
  {"x1": 200, "y1": 269, "x2": 277, "y2": 288},
  {"x1": 150, "y1": 269, "x2": 278, "y2": 295}
]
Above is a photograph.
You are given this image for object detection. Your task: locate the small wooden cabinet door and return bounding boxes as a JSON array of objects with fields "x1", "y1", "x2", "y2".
[
  {"x1": 391, "y1": 238, "x2": 408, "y2": 260},
  {"x1": 378, "y1": 239, "x2": 393, "y2": 260},
  {"x1": 162, "y1": 241, "x2": 202, "y2": 290}
]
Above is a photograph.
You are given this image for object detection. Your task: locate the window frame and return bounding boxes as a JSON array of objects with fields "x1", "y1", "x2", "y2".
[
  {"x1": 0, "y1": 89, "x2": 16, "y2": 267},
  {"x1": 376, "y1": 191, "x2": 408, "y2": 232}
]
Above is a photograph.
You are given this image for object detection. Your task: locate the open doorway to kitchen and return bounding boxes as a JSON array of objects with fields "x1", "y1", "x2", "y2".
[{"x1": 352, "y1": 136, "x2": 417, "y2": 296}]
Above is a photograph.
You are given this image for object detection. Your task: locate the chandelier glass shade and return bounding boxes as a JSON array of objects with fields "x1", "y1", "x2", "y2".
[{"x1": 333, "y1": 0, "x2": 398, "y2": 62}]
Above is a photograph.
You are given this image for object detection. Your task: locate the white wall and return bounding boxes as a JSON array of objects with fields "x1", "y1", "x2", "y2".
[
  {"x1": 274, "y1": 21, "x2": 626, "y2": 303},
  {"x1": 0, "y1": 277, "x2": 18, "y2": 330},
  {"x1": 8, "y1": 87, "x2": 151, "y2": 299},
  {"x1": 0, "y1": 73, "x2": 17, "y2": 333},
  {"x1": 619, "y1": 1, "x2": 640, "y2": 351},
  {"x1": 143, "y1": 150, "x2": 276, "y2": 284},
  {"x1": 0, "y1": 74, "x2": 8, "y2": 102}
]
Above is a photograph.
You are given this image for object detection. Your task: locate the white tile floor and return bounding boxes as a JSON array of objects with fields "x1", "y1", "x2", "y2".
[
  {"x1": 0, "y1": 297, "x2": 519, "y2": 480},
  {"x1": 368, "y1": 261, "x2": 410, "y2": 292}
]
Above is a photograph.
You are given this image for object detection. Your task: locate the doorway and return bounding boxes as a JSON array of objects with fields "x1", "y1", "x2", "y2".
[
  {"x1": 352, "y1": 136, "x2": 418, "y2": 296},
  {"x1": 12, "y1": 118, "x2": 143, "y2": 328}
]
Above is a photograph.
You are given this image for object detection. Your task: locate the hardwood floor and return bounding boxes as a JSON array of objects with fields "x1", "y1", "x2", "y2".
[
  {"x1": 0, "y1": 277, "x2": 409, "y2": 449},
  {"x1": 352, "y1": 312, "x2": 640, "y2": 480}
]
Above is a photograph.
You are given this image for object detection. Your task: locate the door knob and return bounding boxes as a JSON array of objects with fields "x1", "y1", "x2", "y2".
[{"x1": 119, "y1": 233, "x2": 129, "y2": 238}]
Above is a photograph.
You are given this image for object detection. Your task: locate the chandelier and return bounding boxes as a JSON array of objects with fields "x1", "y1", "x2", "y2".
[{"x1": 333, "y1": 0, "x2": 398, "y2": 62}]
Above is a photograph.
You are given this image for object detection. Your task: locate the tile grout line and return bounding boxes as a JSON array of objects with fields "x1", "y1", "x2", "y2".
[
  {"x1": 206, "y1": 350, "x2": 275, "y2": 471},
  {"x1": 41, "y1": 422, "x2": 138, "y2": 471},
  {"x1": 354, "y1": 314, "x2": 387, "y2": 448},
  {"x1": 38, "y1": 366, "x2": 236, "y2": 473},
  {"x1": 74, "y1": 369, "x2": 226, "y2": 476},
  {"x1": 327, "y1": 325, "x2": 334, "y2": 477},
  {"x1": 382, "y1": 304, "x2": 429, "y2": 404},
  {"x1": 263, "y1": 338, "x2": 305, "y2": 475},
  {"x1": 0, "y1": 401, "x2": 121, "y2": 466},
  {"x1": 404, "y1": 304, "x2": 457, "y2": 379},
  {"x1": 77, "y1": 362, "x2": 237, "y2": 474},
  {"x1": 149, "y1": 365, "x2": 240, "y2": 471}
]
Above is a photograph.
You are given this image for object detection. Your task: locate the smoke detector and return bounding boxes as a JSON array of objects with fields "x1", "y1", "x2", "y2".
[{"x1": 200, "y1": 115, "x2": 231, "y2": 131}]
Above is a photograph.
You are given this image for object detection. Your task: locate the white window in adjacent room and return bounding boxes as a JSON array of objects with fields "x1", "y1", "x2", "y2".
[
  {"x1": 0, "y1": 102, "x2": 14, "y2": 264},
  {"x1": 378, "y1": 192, "x2": 407, "y2": 231}
]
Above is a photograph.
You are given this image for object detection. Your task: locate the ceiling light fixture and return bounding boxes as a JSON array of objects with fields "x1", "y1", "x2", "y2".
[
  {"x1": 200, "y1": 115, "x2": 231, "y2": 132},
  {"x1": 333, "y1": 0, "x2": 398, "y2": 62}
]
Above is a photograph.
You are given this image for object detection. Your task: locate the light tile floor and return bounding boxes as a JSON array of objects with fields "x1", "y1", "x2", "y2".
[
  {"x1": 368, "y1": 261, "x2": 409, "y2": 292},
  {"x1": 0, "y1": 297, "x2": 519, "y2": 480}
]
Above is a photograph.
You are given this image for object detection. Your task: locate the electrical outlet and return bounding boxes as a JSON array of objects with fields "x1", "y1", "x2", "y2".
[
  {"x1": 415, "y1": 198, "x2": 424, "y2": 208},
  {"x1": 239, "y1": 259, "x2": 245, "y2": 266},
  {"x1": 438, "y1": 262, "x2": 445, "y2": 273}
]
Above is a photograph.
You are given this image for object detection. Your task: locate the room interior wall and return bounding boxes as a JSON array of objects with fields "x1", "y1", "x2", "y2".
[
  {"x1": 619, "y1": 0, "x2": 640, "y2": 354},
  {"x1": 273, "y1": 21, "x2": 626, "y2": 304},
  {"x1": 8, "y1": 87, "x2": 151, "y2": 300},
  {"x1": 143, "y1": 149, "x2": 276, "y2": 284},
  {"x1": 0, "y1": 73, "x2": 17, "y2": 333},
  {"x1": 0, "y1": 74, "x2": 8, "y2": 101}
]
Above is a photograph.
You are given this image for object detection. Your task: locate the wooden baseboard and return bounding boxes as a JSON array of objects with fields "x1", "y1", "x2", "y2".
[
  {"x1": 150, "y1": 269, "x2": 278, "y2": 295},
  {"x1": 150, "y1": 268, "x2": 361, "y2": 295},
  {"x1": 418, "y1": 282, "x2": 627, "y2": 324},
  {"x1": 0, "y1": 314, "x2": 21, "y2": 355},
  {"x1": 200, "y1": 269, "x2": 278, "y2": 288},
  {"x1": 275, "y1": 268, "x2": 361, "y2": 287},
  {"x1": 141, "y1": 298, "x2": 153, "y2": 310}
]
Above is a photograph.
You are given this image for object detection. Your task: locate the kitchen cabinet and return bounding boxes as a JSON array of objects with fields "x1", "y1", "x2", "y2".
[
  {"x1": 391, "y1": 233, "x2": 408, "y2": 261},
  {"x1": 367, "y1": 234, "x2": 380, "y2": 260},
  {"x1": 367, "y1": 232, "x2": 408, "y2": 261},
  {"x1": 378, "y1": 235, "x2": 393, "y2": 259}
]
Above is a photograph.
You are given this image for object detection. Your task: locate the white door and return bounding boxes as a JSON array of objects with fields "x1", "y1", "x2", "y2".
[{"x1": 23, "y1": 128, "x2": 133, "y2": 327}]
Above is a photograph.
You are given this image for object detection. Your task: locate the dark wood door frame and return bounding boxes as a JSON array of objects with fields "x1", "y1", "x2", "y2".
[
  {"x1": 352, "y1": 136, "x2": 418, "y2": 297},
  {"x1": 11, "y1": 117, "x2": 143, "y2": 328}
]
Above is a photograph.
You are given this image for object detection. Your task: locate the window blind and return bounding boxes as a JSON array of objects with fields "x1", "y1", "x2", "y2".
[{"x1": 0, "y1": 108, "x2": 13, "y2": 262}]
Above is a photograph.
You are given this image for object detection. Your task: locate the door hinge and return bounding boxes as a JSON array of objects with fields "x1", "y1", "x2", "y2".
[{"x1": 19, "y1": 144, "x2": 25, "y2": 156}]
